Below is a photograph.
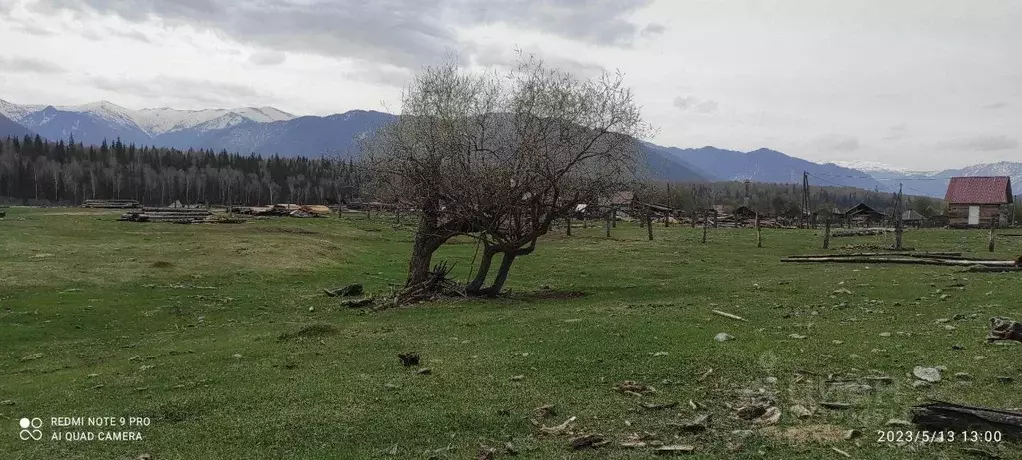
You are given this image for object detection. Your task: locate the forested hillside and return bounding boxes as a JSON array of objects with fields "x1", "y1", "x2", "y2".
[
  {"x1": 0, "y1": 134, "x2": 944, "y2": 216},
  {"x1": 0, "y1": 135, "x2": 363, "y2": 206}
]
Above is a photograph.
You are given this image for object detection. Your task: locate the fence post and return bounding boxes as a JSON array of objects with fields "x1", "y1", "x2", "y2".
[
  {"x1": 702, "y1": 211, "x2": 709, "y2": 244},
  {"x1": 823, "y1": 217, "x2": 832, "y2": 249},
  {"x1": 756, "y1": 213, "x2": 762, "y2": 248},
  {"x1": 989, "y1": 215, "x2": 998, "y2": 252}
]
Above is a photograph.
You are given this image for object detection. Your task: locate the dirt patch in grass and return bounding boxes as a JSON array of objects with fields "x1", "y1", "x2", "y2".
[
  {"x1": 278, "y1": 323, "x2": 339, "y2": 341},
  {"x1": 151, "y1": 261, "x2": 174, "y2": 269},
  {"x1": 516, "y1": 290, "x2": 586, "y2": 301},
  {"x1": 254, "y1": 227, "x2": 319, "y2": 235}
]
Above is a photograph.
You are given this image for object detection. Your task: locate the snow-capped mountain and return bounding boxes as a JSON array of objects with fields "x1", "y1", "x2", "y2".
[
  {"x1": 830, "y1": 160, "x2": 907, "y2": 173},
  {"x1": 0, "y1": 98, "x2": 295, "y2": 145},
  {"x1": 843, "y1": 161, "x2": 1022, "y2": 198}
]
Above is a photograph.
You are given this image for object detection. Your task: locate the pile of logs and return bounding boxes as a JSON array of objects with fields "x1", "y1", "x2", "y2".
[
  {"x1": 782, "y1": 251, "x2": 1021, "y2": 268},
  {"x1": 83, "y1": 199, "x2": 140, "y2": 209},
  {"x1": 830, "y1": 228, "x2": 895, "y2": 237},
  {"x1": 119, "y1": 207, "x2": 213, "y2": 224}
]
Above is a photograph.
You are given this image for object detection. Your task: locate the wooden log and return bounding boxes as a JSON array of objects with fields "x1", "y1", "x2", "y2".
[
  {"x1": 911, "y1": 401, "x2": 1022, "y2": 441},
  {"x1": 781, "y1": 257, "x2": 1016, "y2": 267},
  {"x1": 788, "y1": 252, "x2": 964, "y2": 259},
  {"x1": 964, "y1": 266, "x2": 1022, "y2": 273}
]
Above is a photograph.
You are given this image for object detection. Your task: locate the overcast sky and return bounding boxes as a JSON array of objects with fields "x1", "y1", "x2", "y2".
[{"x1": 1, "y1": 0, "x2": 1019, "y2": 170}]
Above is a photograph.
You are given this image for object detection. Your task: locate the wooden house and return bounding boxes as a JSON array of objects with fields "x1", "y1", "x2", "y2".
[
  {"x1": 844, "y1": 203, "x2": 884, "y2": 227},
  {"x1": 944, "y1": 176, "x2": 1013, "y2": 228},
  {"x1": 901, "y1": 210, "x2": 924, "y2": 227}
]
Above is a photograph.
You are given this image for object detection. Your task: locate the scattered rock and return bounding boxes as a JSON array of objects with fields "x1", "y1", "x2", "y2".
[
  {"x1": 534, "y1": 404, "x2": 556, "y2": 418},
  {"x1": 952, "y1": 344, "x2": 966, "y2": 350},
  {"x1": 764, "y1": 376, "x2": 778, "y2": 385},
  {"x1": 788, "y1": 334, "x2": 807, "y2": 340},
  {"x1": 954, "y1": 372, "x2": 973, "y2": 380},
  {"x1": 997, "y1": 376, "x2": 1014, "y2": 384},
  {"x1": 383, "y1": 383, "x2": 400, "y2": 390},
  {"x1": 912, "y1": 380, "x2": 932, "y2": 389},
  {"x1": 832, "y1": 340, "x2": 844, "y2": 345},
  {"x1": 732, "y1": 430, "x2": 755, "y2": 438},
  {"x1": 714, "y1": 332, "x2": 735, "y2": 342},
  {"x1": 754, "y1": 406, "x2": 781, "y2": 425},
  {"x1": 833, "y1": 288, "x2": 852, "y2": 295},
  {"x1": 323, "y1": 283, "x2": 363, "y2": 297},
  {"x1": 510, "y1": 375, "x2": 525, "y2": 382},
  {"x1": 231, "y1": 354, "x2": 242, "y2": 359},
  {"x1": 913, "y1": 366, "x2": 942, "y2": 383},
  {"x1": 885, "y1": 419, "x2": 912, "y2": 426},
  {"x1": 136, "y1": 454, "x2": 153, "y2": 460},
  {"x1": 398, "y1": 352, "x2": 420, "y2": 367},
  {"x1": 416, "y1": 367, "x2": 432, "y2": 375},
  {"x1": 569, "y1": 434, "x2": 606, "y2": 450},
  {"x1": 0, "y1": 400, "x2": 14, "y2": 406},
  {"x1": 789, "y1": 405, "x2": 813, "y2": 418},
  {"x1": 675, "y1": 414, "x2": 710, "y2": 432},
  {"x1": 879, "y1": 332, "x2": 891, "y2": 337},
  {"x1": 737, "y1": 405, "x2": 768, "y2": 420},
  {"x1": 653, "y1": 351, "x2": 669, "y2": 357}
]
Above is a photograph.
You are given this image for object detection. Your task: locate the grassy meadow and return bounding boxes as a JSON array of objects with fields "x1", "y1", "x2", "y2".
[{"x1": 1, "y1": 207, "x2": 1020, "y2": 459}]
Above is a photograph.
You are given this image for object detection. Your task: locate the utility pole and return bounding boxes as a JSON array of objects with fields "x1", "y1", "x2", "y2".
[
  {"x1": 894, "y1": 183, "x2": 904, "y2": 250},
  {"x1": 801, "y1": 171, "x2": 810, "y2": 229}
]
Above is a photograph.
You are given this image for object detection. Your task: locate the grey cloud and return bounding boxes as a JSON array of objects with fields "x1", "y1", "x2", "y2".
[
  {"x1": 673, "y1": 95, "x2": 717, "y2": 113},
  {"x1": 457, "y1": 0, "x2": 658, "y2": 47},
  {"x1": 812, "y1": 135, "x2": 860, "y2": 152},
  {"x1": 470, "y1": 46, "x2": 606, "y2": 78},
  {"x1": 249, "y1": 51, "x2": 286, "y2": 66},
  {"x1": 88, "y1": 74, "x2": 267, "y2": 107},
  {"x1": 0, "y1": 56, "x2": 66, "y2": 74},
  {"x1": 641, "y1": 23, "x2": 666, "y2": 38},
  {"x1": 937, "y1": 135, "x2": 1018, "y2": 151},
  {"x1": 343, "y1": 66, "x2": 412, "y2": 88},
  {"x1": 38, "y1": 0, "x2": 655, "y2": 70},
  {"x1": 983, "y1": 101, "x2": 1008, "y2": 109}
]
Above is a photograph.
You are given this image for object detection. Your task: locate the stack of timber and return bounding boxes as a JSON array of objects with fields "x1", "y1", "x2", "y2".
[
  {"x1": 830, "y1": 228, "x2": 896, "y2": 237},
  {"x1": 119, "y1": 207, "x2": 214, "y2": 224},
  {"x1": 232, "y1": 204, "x2": 330, "y2": 218},
  {"x1": 83, "y1": 199, "x2": 140, "y2": 209},
  {"x1": 782, "y1": 251, "x2": 1021, "y2": 268}
]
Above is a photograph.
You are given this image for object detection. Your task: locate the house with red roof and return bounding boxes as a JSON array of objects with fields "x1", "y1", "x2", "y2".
[{"x1": 944, "y1": 176, "x2": 1013, "y2": 228}]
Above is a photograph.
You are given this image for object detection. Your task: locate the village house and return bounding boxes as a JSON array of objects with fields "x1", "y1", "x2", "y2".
[{"x1": 944, "y1": 176, "x2": 1013, "y2": 228}]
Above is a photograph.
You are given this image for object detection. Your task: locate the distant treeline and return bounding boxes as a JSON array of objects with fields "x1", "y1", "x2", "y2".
[
  {"x1": 0, "y1": 135, "x2": 364, "y2": 206},
  {"x1": 640, "y1": 180, "x2": 943, "y2": 217},
  {"x1": 0, "y1": 134, "x2": 947, "y2": 215}
]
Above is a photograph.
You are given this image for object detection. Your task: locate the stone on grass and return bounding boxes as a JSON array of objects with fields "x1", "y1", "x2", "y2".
[
  {"x1": 912, "y1": 366, "x2": 942, "y2": 383},
  {"x1": 714, "y1": 333, "x2": 735, "y2": 342}
]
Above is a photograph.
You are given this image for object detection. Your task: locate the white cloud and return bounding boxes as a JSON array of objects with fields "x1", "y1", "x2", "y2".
[{"x1": 0, "y1": 0, "x2": 1019, "y2": 170}]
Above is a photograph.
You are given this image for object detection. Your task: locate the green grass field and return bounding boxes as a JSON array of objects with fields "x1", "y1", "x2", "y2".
[{"x1": 2, "y1": 208, "x2": 1020, "y2": 459}]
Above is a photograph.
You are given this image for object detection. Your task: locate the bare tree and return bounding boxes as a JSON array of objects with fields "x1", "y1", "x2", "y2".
[{"x1": 365, "y1": 51, "x2": 649, "y2": 299}]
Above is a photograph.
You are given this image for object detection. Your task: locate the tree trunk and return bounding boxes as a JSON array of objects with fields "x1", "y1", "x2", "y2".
[
  {"x1": 566, "y1": 216, "x2": 572, "y2": 236},
  {"x1": 611, "y1": 208, "x2": 617, "y2": 228},
  {"x1": 605, "y1": 211, "x2": 612, "y2": 238},
  {"x1": 646, "y1": 209, "x2": 653, "y2": 241},
  {"x1": 405, "y1": 201, "x2": 444, "y2": 287},
  {"x1": 466, "y1": 246, "x2": 498, "y2": 294},
  {"x1": 481, "y1": 251, "x2": 517, "y2": 297},
  {"x1": 691, "y1": 209, "x2": 696, "y2": 228}
]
